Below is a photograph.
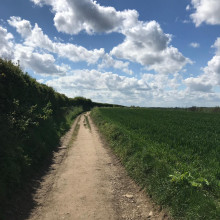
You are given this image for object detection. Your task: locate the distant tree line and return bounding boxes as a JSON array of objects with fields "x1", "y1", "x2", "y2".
[{"x1": 69, "y1": 96, "x2": 120, "y2": 111}]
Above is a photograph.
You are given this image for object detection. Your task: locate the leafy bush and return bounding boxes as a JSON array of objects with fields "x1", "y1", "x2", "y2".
[{"x1": 0, "y1": 59, "x2": 83, "y2": 212}]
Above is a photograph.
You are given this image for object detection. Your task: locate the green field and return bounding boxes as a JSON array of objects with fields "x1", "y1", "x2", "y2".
[{"x1": 91, "y1": 107, "x2": 220, "y2": 219}]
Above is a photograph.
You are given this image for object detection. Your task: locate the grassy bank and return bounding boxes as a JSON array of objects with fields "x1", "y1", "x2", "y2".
[{"x1": 91, "y1": 107, "x2": 220, "y2": 219}]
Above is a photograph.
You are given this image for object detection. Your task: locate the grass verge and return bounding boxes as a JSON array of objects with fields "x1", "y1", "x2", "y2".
[{"x1": 68, "y1": 115, "x2": 81, "y2": 148}]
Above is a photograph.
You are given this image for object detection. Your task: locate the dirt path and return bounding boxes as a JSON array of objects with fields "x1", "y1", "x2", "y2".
[{"x1": 27, "y1": 113, "x2": 168, "y2": 220}]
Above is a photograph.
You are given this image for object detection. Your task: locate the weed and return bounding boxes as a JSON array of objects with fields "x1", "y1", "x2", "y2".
[{"x1": 84, "y1": 114, "x2": 91, "y2": 130}]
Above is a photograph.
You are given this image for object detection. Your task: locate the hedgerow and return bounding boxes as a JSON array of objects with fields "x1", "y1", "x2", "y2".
[{"x1": 0, "y1": 59, "x2": 84, "y2": 212}]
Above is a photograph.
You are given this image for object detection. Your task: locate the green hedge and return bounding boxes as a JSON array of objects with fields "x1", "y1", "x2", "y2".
[
  {"x1": 0, "y1": 58, "x2": 119, "y2": 218},
  {"x1": 0, "y1": 59, "x2": 83, "y2": 213}
]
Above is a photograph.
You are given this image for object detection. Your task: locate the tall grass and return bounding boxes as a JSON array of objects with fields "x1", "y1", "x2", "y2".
[{"x1": 91, "y1": 107, "x2": 220, "y2": 219}]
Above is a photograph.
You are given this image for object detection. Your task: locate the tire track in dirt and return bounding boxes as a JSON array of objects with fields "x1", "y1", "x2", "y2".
[{"x1": 27, "y1": 112, "x2": 169, "y2": 220}]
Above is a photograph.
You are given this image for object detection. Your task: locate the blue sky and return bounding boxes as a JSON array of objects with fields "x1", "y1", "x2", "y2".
[{"x1": 1, "y1": 0, "x2": 220, "y2": 107}]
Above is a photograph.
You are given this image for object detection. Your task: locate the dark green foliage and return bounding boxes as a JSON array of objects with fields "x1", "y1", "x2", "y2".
[
  {"x1": 0, "y1": 59, "x2": 83, "y2": 212},
  {"x1": 69, "y1": 96, "x2": 123, "y2": 111},
  {"x1": 91, "y1": 107, "x2": 220, "y2": 219},
  {"x1": 69, "y1": 96, "x2": 93, "y2": 111}
]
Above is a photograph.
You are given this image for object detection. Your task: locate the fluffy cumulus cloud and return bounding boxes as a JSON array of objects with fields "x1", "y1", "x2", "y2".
[
  {"x1": 176, "y1": 88, "x2": 220, "y2": 106},
  {"x1": 189, "y1": 0, "x2": 220, "y2": 26},
  {"x1": 45, "y1": 69, "x2": 191, "y2": 106},
  {"x1": 203, "y1": 55, "x2": 220, "y2": 84},
  {"x1": 185, "y1": 38, "x2": 220, "y2": 92},
  {"x1": 31, "y1": 0, "x2": 138, "y2": 34},
  {"x1": 184, "y1": 76, "x2": 213, "y2": 92},
  {"x1": 54, "y1": 43, "x2": 104, "y2": 64},
  {"x1": 7, "y1": 16, "x2": 135, "y2": 75},
  {"x1": 8, "y1": 16, "x2": 32, "y2": 38},
  {"x1": 8, "y1": 16, "x2": 105, "y2": 64},
  {"x1": 111, "y1": 21, "x2": 191, "y2": 74},
  {"x1": 213, "y1": 38, "x2": 220, "y2": 55},
  {"x1": 1, "y1": 18, "x2": 70, "y2": 76},
  {"x1": 14, "y1": 44, "x2": 69, "y2": 76},
  {"x1": 30, "y1": 1, "x2": 190, "y2": 74},
  {"x1": 7, "y1": 16, "x2": 133, "y2": 74},
  {"x1": 98, "y1": 54, "x2": 133, "y2": 75},
  {"x1": 0, "y1": 26, "x2": 14, "y2": 59},
  {"x1": 46, "y1": 69, "x2": 151, "y2": 105},
  {"x1": 47, "y1": 69, "x2": 150, "y2": 93},
  {"x1": 1, "y1": 1, "x2": 202, "y2": 106}
]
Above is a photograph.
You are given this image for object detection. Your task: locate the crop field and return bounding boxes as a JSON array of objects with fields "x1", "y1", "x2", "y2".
[{"x1": 91, "y1": 107, "x2": 220, "y2": 219}]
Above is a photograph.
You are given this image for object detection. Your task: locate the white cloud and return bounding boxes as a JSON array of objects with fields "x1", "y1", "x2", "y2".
[
  {"x1": 8, "y1": 16, "x2": 105, "y2": 64},
  {"x1": 190, "y1": 0, "x2": 220, "y2": 26},
  {"x1": 23, "y1": 23, "x2": 54, "y2": 51},
  {"x1": 98, "y1": 54, "x2": 133, "y2": 75},
  {"x1": 186, "y1": 5, "x2": 191, "y2": 11},
  {"x1": 46, "y1": 69, "x2": 152, "y2": 105},
  {"x1": 212, "y1": 37, "x2": 220, "y2": 55},
  {"x1": 14, "y1": 44, "x2": 69, "y2": 76},
  {"x1": 201, "y1": 39, "x2": 220, "y2": 82},
  {"x1": 31, "y1": 0, "x2": 50, "y2": 6},
  {"x1": 45, "y1": 69, "x2": 189, "y2": 106},
  {"x1": 0, "y1": 19, "x2": 71, "y2": 76},
  {"x1": 8, "y1": 16, "x2": 32, "y2": 38},
  {"x1": 54, "y1": 42, "x2": 104, "y2": 64},
  {"x1": 31, "y1": 0, "x2": 138, "y2": 34},
  {"x1": 185, "y1": 76, "x2": 213, "y2": 92},
  {"x1": 29, "y1": 1, "x2": 190, "y2": 75},
  {"x1": 0, "y1": 26, "x2": 14, "y2": 60},
  {"x1": 183, "y1": 20, "x2": 191, "y2": 24},
  {"x1": 185, "y1": 38, "x2": 220, "y2": 92},
  {"x1": 111, "y1": 21, "x2": 191, "y2": 74},
  {"x1": 4, "y1": 2, "x2": 213, "y2": 106},
  {"x1": 203, "y1": 55, "x2": 220, "y2": 82},
  {"x1": 175, "y1": 89, "x2": 220, "y2": 107},
  {"x1": 190, "y1": 42, "x2": 200, "y2": 48},
  {"x1": 47, "y1": 69, "x2": 150, "y2": 93},
  {"x1": 27, "y1": 53, "x2": 68, "y2": 76}
]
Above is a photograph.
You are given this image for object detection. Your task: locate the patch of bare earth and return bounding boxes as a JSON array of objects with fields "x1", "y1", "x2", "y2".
[{"x1": 27, "y1": 112, "x2": 169, "y2": 220}]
